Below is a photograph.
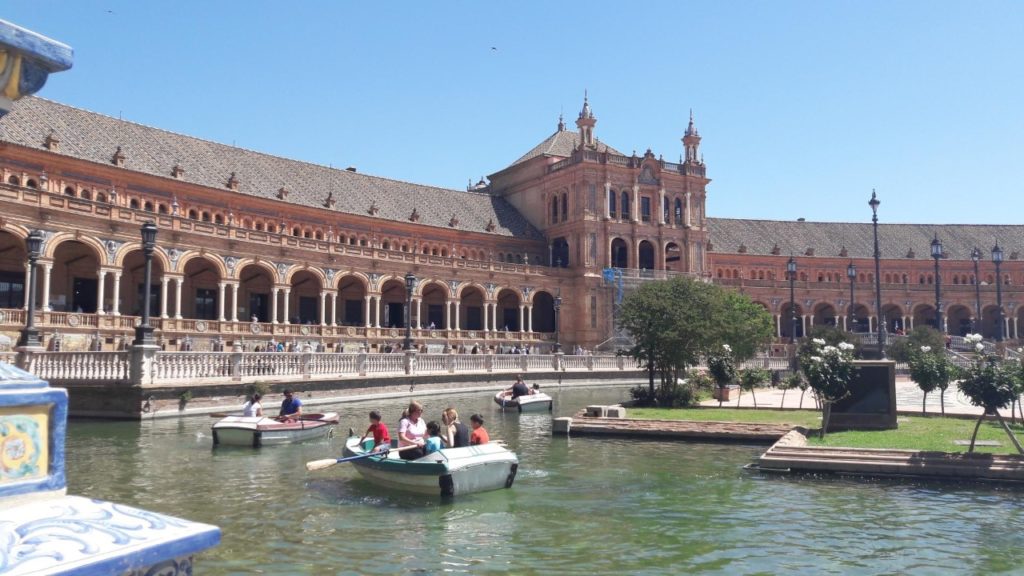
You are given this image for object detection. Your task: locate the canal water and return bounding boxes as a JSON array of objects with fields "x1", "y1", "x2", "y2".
[{"x1": 67, "y1": 386, "x2": 1024, "y2": 575}]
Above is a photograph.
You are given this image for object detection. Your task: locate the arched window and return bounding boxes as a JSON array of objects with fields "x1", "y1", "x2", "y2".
[
  {"x1": 214, "y1": 213, "x2": 224, "y2": 224},
  {"x1": 516, "y1": 254, "x2": 523, "y2": 264},
  {"x1": 441, "y1": 248, "x2": 448, "y2": 257},
  {"x1": 551, "y1": 196, "x2": 559, "y2": 224},
  {"x1": 621, "y1": 191, "x2": 630, "y2": 219},
  {"x1": 315, "y1": 230, "x2": 323, "y2": 240},
  {"x1": 201, "y1": 211, "x2": 211, "y2": 222},
  {"x1": 401, "y1": 244, "x2": 409, "y2": 252},
  {"x1": 254, "y1": 221, "x2": 264, "y2": 231},
  {"x1": 758, "y1": 271, "x2": 765, "y2": 280},
  {"x1": 158, "y1": 203, "x2": 168, "y2": 214},
  {"x1": 561, "y1": 192, "x2": 568, "y2": 222},
  {"x1": 81, "y1": 189, "x2": 92, "y2": 201},
  {"x1": 7, "y1": 175, "x2": 20, "y2": 185},
  {"x1": 609, "y1": 190, "x2": 617, "y2": 217},
  {"x1": 382, "y1": 240, "x2": 390, "y2": 250},
  {"x1": 750, "y1": 270, "x2": 757, "y2": 280},
  {"x1": 25, "y1": 179, "x2": 37, "y2": 189},
  {"x1": 64, "y1": 186, "x2": 75, "y2": 196},
  {"x1": 129, "y1": 198, "x2": 140, "y2": 209},
  {"x1": 303, "y1": 230, "x2": 311, "y2": 239},
  {"x1": 717, "y1": 269, "x2": 723, "y2": 278},
  {"x1": 674, "y1": 198, "x2": 683, "y2": 225},
  {"x1": 96, "y1": 192, "x2": 107, "y2": 203},
  {"x1": 188, "y1": 209, "x2": 198, "y2": 220},
  {"x1": 144, "y1": 201, "x2": 154, "y2": 212}
]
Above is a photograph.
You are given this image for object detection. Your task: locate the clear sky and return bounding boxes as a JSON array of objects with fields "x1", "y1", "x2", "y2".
[{"x1": 6, "y1": 1, "x2": 1024, "y2": 224}]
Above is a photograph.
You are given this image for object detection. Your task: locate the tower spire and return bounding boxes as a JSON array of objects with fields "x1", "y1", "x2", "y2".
[
  {"x1": 575, "y1": 90, "x2": 596, "y2": 146},
  {"x1": 682, "y1": 108, "x2": 702, "y2": 164}
]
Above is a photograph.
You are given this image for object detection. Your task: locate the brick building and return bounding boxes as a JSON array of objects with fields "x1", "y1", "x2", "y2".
[{"x1": 0, "y1": 95, "x2": 1017, "y2": 355}]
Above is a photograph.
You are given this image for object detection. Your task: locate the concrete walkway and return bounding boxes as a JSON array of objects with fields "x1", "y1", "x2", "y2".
[{"x1": 701, "y1": 376, "x2": 1020, "y2": 418}]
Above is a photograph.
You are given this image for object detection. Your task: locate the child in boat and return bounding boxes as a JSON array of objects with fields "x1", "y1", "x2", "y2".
[
  {"x1": 241, "y1": 393, "x2": 263, "y2": 417},
  {"x1": 469, "y1": 414, "x2": 490, "y2": 445},
  {"x1": 424, "y1": 421, "x2": 443, "y2": 455},
  {"x1": 358, "y1": 410, "x2": 391, "y2": 451}
]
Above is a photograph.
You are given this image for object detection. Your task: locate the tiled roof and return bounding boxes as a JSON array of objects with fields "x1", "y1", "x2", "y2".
[
  {"x1": 509, "y1": 128, "x2": 624, "y2": 167},
  {"x1": 0, "y1": 97, "x2": 543, "y2": 240},
  {"x1": 708, "y1": 217, "x2": 1024, "y2": 261}
]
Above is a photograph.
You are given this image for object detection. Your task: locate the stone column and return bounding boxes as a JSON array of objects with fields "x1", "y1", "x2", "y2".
[
  {"x1": 416, "y1": 298, "x2": 422, "y2": 329},
  {"x1": 527, "y1": 305, "x2": 533, "y2": 332},
  {"x1": 657, "y1": 187, "x2": 666, "y2": 225},
  {"x1": 271, "y1": 287, "x2": 279, "y2": 324},
  {"x1": 96, "y1": 269, "x2": 106, "y2": 315},
  {"x1": 160, "y1": 276, "x2": 169, "y2": 319},
  {"x1": 519, "y1": 304, "x2": 525, "y2": 332},
  {"x1": 444, "y1": 299, "x2": 451, "y2": 330},
  {"x1": 319, "y1": 291, "x2": 327, "y2": 325},
  {"x1": 217, "y1": 282, "x2": 226, "y2": 321},
  {"x1": 41, "y1": 263, "x2": 52, "y2": 311},
  {"x1": 631, "y1": 184, "x2": 640, "y2": 223},
  {"x1": 22, "y1": 262, "x2": 30, "y2": 310},
  {"x1": 685, "y1": 192, "x2": 692, "y2": 227},
  {"x1": 373, "y1": 296, "x2": 380, "y2": 328},
  {"x1": 775, "y1": 314, "x2": 781, "y2": 338},
  {"x1": 329, "y1": 291, "x2": 337, "y2": 326},
  {"x1": 111, "y1": 272, "x2": 122, "y2": 315},
  {"x1": 174, "y1": 277, "x2": 183, "y2": 319},
  {"x1": 483, "y1": 301, "x2": 490, "y2": 332},
  {"x1": 282, "y1": 288, "x2": 291, "y2": 324},
  {"x1": 364, "y1": 295, "x2": 371, "y2": 328},
  {"x1": 603, "y1": 181, "x2": 611, "y2": 219},
  {"x1": 230, "y1": 283, "x2": 239, "y2": 322},
  {"x1": 455, "y1": 301, "x2": 461, "y2": 331}
]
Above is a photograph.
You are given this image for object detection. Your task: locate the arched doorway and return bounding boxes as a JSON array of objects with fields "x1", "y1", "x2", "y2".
[
  {"x1": 882, "y1": 304, "x2": 904, "y2": 333},
  {"x1": 52, "y1": 240, "x2": 101, "y2": 313},
  {"x1": 531, "y1": 291, "x2": 555, "y2": 333},
  {"x1": 850, "y1": 304, "x2": 870, "y2": 333},
  {"x1": 610, "y1": 238, "x2": 628, "y2": 269},
  {"x1": 181, "y1": 257, "x2": 221, "y2": 320},
  {"x1": 337, "y1": 275, "x2": 368, "y2": 326},
  {"x1": 496, "y1": 288, "x2": 521, "y2": 331},
  {"x1": 0, "y1": 231, "x2": 26, "y2": 309},
  {"x1": 912, "y1": 304, "x2": 936, "y2": 333},
  {"x1": 780, "y1": 303, "x2": 804, "y2": 339},
  {"x1": 664, "y1": 242, "x2": 682, "y2": 272},
  {"x1": 121, "y1": 249, "x2": 165, "y2": 318},
  {"x1": 552, "y1": 238, "x2": 569, "y2": 268},
  {"x1": 419, "y1": 281, "x2": 448, "y2": 329},
  {"x1": 638, "y1": 240, "x2": 655, "y2": 271},
  {"x1": 947, "y1": 304, "x2": 973, "y2": 336},
  {"x1": 813, "y1": 303, "x2": 837, "y2": 327},
  {"x1": 981, "y1": 305, "x2": 1003, "y2": 340},
  {"x1": 379, "y1": 278, "x2": 410, "y2": 329},
  {"x1": 458, "y1": 286, "x2": 485, "y2": 331},
  {"x1": 238, "y1": 263, "x2": 274, "y2": 323},
  {"x1": 288, "y1": 270, "x2": 322, "y2": 324}
]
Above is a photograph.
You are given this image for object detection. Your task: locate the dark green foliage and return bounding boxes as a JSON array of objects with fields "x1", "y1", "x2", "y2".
[
  {"x1": 887, "y1": 326, "x2": 947, "y2": 363},
  {"x1": 959, "y1": 355, "x2": 1017, "y2": 413},
  {"x1": 799, "y1": 339, "x2": 858, "y2": 437},
  {"x1": 629, "y1": 380, "x2": 696, "y2": 408}
]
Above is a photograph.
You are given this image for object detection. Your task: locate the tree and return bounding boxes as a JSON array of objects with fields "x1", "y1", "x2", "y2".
[
  {"x1": 707, "y1": 344, "x2": 736, "y2": 407},
  {"x1": 958, "y1": 334, "x2": 1024, "y2": 454},
  {"x1": 800, "y1": 338, "x2": 857, "y2": 438},
  {"x1": 887, "y1": 326, "x2": 946, "y2": 363},
  {"x1": 737, "y1": 367, "x2": 770, "y2": 408},
  {"x1": 907, "y1": 345, "x2": 955, "y2": 415},
  {"x1": 618, "y1": 277, "x2": 773, "y2": 406}
]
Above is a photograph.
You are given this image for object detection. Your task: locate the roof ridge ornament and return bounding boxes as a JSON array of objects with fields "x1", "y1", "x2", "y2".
[
  {"x1": 485, "y1": 218, "x2": 496, "y2": 232},
  {"x1": 226, "y1": 172, "x2": 239, "y2": 191},
  {"x1": 111, "y1": 145, "x2": 125, "y2": 166},
  {"x1": 368, "y1": 201, "x2": 378, "y2": 216},
  {"x1": 277, "y1": 186, "x2": 288, "y2": 199},
  {"x1": 172, "y1": 163, "x2": 185, "y2": 178},
  {"x1": 448, "y1": 214, "x2": 459, "y2": 227},
  {"x1": 409, "y1": 208, "x2": 420, "y2": 222},
  {"x1": 44, "y1": 131, "x2": 60, "y2": 151},
  {"x1": 324, "y1": 191, "x2": 335, "y2": 209}
]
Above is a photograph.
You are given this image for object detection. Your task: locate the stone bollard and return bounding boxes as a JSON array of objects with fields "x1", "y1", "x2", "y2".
[
  {"x1": 585, "y1": 405, "x2": 607, "y2": 417},
  {"x1": 552, "y1": 417, "x2": 572, "y2": 435},
  {"x1": 605, "y1": 405, "x2": 627, "y2": 419}
]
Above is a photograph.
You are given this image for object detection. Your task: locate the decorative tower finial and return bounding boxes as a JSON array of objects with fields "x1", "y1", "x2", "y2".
[
  {"x1": 557, "y1": 112, "x2": 565, "y2": 132},
  {"x1": 575, "y1": 91, "x2": 596, "y2": 147},
  {"x1": 682, "y1": 109, "x2": 702, "y2": 164}
]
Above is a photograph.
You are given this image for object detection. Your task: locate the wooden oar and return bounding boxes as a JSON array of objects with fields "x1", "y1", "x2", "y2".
[{"x1": 306, "y1": 444, "x2": 418, "y2": 472}]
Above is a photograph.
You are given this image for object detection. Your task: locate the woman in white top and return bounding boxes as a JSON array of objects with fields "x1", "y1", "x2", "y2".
[
  {"x1": 242, "y1": 393, "x2": 263, "y2": 417},
  {"x1": 398, "y1": 400, "x2": 426, "y2": 460}
]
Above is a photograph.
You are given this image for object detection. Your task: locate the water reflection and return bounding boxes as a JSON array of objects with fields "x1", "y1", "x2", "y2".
[{"x1": 64, "y1": 385, "x2": 1024, "y2": 575}]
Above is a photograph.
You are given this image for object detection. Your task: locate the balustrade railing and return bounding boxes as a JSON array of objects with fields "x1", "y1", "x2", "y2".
[{"x1": 29, "y1": 351, "x2": 129, "y2": 381}]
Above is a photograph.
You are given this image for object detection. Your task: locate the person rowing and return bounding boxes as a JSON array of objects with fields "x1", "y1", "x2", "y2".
[
  {"x1": 504, "y1": 374, "x2": 531, "y2": 400},
  {"x1": 278, "y1": 388, "x2": 302, "y2": 421}
]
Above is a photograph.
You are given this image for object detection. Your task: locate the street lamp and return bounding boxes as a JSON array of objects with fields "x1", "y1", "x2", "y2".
[
  {"x1": 992, "y1": 243, "x2": 1004, "y2": 342},
  {"x1": 971, "y1": 247, "x2": 981, "y2": 333},
  {"x1": 869, "y1": 190, "x2": 886, "y2": 358},
  {"x1": 931, "y1": 234, "x2": 943, "y2": 333},
  {"x1": 403, "y1": 271, "x2": 417, "y2": 351},
  {"x1": 553, "y1": 288, "x2": 562, "y2": 353},
  {"x1": 17, "y1": 230, "x2": 43, "y2": 347},
  {"x1": 847, "y1": 261, "x2": 856, "y2": 332},
  {"x1": 133, "y1": 222, "x2": 157, "y2": 346},
  {"x1": 787, "y1": 256, "x2": 797, "y2": 344}
]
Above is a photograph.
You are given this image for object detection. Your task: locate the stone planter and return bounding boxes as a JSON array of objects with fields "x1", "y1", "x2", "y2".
[{"x1": 713, "y1": 386, "x2": 735, "y2": 401}]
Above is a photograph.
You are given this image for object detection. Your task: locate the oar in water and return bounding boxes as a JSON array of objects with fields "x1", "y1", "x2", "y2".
[{"x1": 305, "y1": 444, "x2": 418, "y2": 471}]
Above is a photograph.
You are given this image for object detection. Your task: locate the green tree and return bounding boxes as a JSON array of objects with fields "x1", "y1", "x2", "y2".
[
  {"x1": 907, "y1": 345, "x2": 956, "y2": 415},
  {"x1": 707, "y1": 344, "x2": 736, "y2": 407},
  {"x1": 618, "y1": 277, "x2": 773, "y2": 406},
  {"x1": 800, "y1": 338, "x2": 857, "y2": 438},
  {"x1": 958, "y1": 335, "x2": 1023, "y2": 454},
  {"x1": 737, "y1": 367, "x2": 770, "y2": 408},
  {"x1": 887, "y1": 326, "x2": 947, "y2": 363}
]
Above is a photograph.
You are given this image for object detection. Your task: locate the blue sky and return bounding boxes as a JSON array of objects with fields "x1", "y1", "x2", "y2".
[{"x1": 6, "y1": 1, "x2": 1024, "y2": 224}]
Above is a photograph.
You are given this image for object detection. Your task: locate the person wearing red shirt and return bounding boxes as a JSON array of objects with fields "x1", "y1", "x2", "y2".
[
  {"x1": 358, "y1": 410, "x2": 391, "y2": 450},
  {"x1": 469, "y1": 413, "x2": 489, "y2": 445}
]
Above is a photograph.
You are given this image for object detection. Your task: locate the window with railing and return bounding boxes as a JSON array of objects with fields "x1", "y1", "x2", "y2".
[{"x1": 641, "y1": 197, "x2": 651, "y2": 223}]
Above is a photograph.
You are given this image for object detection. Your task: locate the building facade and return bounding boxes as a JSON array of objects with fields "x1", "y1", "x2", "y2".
[{"x1": 0, "y1": 95, "x2": 1018, "y2": 356}]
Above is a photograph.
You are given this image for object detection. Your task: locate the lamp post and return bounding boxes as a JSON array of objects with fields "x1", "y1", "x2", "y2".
[
  {"x1": 133, "y1": 222, "x2": 157, "y2": 346},
  {"x1": 403, "y1": 271, "x2": 416, "y2": 351},
  {"x1": 553, "y1": 288, "x2": 562, "y2": 353},
  {"x1": 992, "y1": 243, "x2": 1004, "y2": 342},
  {"x1": 787, "y1": 256, "x2": 797, "y2": 344},
  {"x1": 847, "y1": 261, "x2": 856, "y2": 332},
  {"x1": 971, "y1": 247, "x2": 981, "y2": 333},
  {"x1": 931, "y1": 234, "x2": 943, "y2": 333},
  {"x1": 17, "y1": 230, "x2": 43, "y2": 347},
  {"x1": 869, "y1": 190, "x2": 886, "y2": 358}
]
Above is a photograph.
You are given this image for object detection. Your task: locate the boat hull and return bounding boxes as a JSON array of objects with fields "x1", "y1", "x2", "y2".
[
  {"x1": 212, "y1": 413, "x2": 338, "y2": 447},
  {"x1": 342, "y1": 437, "x2": 518, "y2": 497},
  {"x1": 493, "y1": 390, "x2": 553, "y2": 413}
]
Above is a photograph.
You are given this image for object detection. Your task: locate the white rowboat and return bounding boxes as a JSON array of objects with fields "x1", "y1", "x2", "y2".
[
  {"x1": 493, "y1": 390, "x2": 553, "y2": 412},
  {"x1": 212, "y1": 412, "x2": 339, "y2": 447}
]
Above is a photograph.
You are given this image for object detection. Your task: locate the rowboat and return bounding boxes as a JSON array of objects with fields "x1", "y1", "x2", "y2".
[
  {"x1": 493, "y1": 389, "x2": 553, "y2": 412},
  {"x1": 340, "y1": 436, "x2": 519, "y2": 497},
  {"x1": 212, "y1": 413, "x2": 339, "y2": 447}
]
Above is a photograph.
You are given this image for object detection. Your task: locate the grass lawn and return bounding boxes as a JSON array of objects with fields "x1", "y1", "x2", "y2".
[
  {"x1": 807, "y1": 415, "x2": 1024, "y2": 455},
  {"x1": 628, "y1": 407, "x2": 821, "y2": 427}
]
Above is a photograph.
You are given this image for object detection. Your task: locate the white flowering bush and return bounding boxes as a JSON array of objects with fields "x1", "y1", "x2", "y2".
[
  {"x1": 799, "y1": 338, "x2": 857, "y2": 438},
  {"x1": 908, "y1": 344, "x2": 956, "y2": 414}
]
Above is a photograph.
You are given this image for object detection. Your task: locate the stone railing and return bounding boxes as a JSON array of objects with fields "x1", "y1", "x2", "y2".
[{"x1": 14, "y1": 349, "x2": 639, "y2": 385}]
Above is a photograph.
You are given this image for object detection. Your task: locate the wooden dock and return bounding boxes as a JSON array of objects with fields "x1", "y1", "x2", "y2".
[{"x1": 556, "y1": 413, "x2": 796, "y2": 443}]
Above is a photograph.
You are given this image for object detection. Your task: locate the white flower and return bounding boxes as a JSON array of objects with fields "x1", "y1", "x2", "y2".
[
  {"x1": 722, "y1": 344, "x2": 732, "y2": 352},
  {"x1": 810, "y1": 356, "x2": 822, "y2": 363},
  {"x1": 823, "y1": 345, "x2": 838, "y2": 354},
  {"x1": 839, "y1": 342, "x2": 855, "y2": 351},
  {"x1": 966, "y1": 334, "x2": 983, "y2": 344},
  {"x1": 975, "y1": 343, "x2": 985, "y2": 352},
  {"x1": 813, "y1": 338, "x2": 826, "y2": 346},
  {"x1": 920, "y1": 346, "x2": 931, "y2": 353}
]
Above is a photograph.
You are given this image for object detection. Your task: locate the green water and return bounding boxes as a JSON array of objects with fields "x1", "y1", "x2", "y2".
[{"x1": 66, "y1": 387, "x2": 1024, "y2": 575}]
